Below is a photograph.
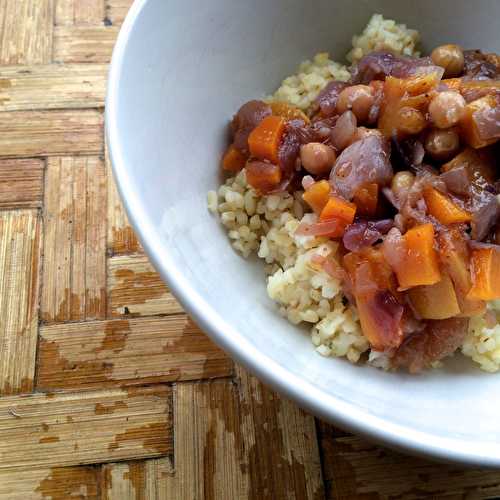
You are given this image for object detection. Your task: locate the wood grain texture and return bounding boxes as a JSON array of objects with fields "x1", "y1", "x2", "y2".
[
  {"x1": 54, "y1": 26, "x2": 120, "y2": 63},
  {"x1": 55, "y1": 0, "x2": 105, "y2": 25},
  {"x1": 235, "y1": 366, "x2": 324, "y2": 500},
  {"x1": 0, "y1": 159, "x2": 44, "y2": 209},
  {"x1": 317, "y1": 422, "x2": 500, "y2": 500},
  {"x1": 108, "y1": 254, "x2": 182, "y2": 317},
  {"x1": 105, "y1": 0, "x2": 134, "y2": 25},
  {"x1": 164, "y1": 372, "x2": 324, "y2": 500},
  {"x1": 106, "y1": 144, "x2": 141, "y2": 254},
  {"x1": 0, "y1": 110, "x2": 103, "y2": 158},
  {"x1": 0, "y1": 386, "x2": 172, "y2": 470},
  {"x1": 41, "y1": 156, "x2": 107, "y2": 323},
  {"x1": 0, "y1": 210, "x2": 41, "y2": 395},
  {"x1": 0, "y1": 466, "x2": 99, "y2": 500},
  {"x1": 166, "y1": 379, "x2": 249, "y2": 500},
  {"x1": 0, "y1": 64, "x2": 108, "y2": 111},
  {"x1": 37, "y1": 315, "x2": 233, "y2": 391},
  {"x1": 0, "y1": 0, "x2": 53, "y2": 65},
  {"x1": 101, "y1": 459, "x2": 173, "y2": 500},
  {"x1": 101, "y1": 462, "x2": 145, "y2": 500}
]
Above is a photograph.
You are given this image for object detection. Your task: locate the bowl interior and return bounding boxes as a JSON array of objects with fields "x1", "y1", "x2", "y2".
[{"x1": 107, "y1": 0, "x2": 500, "y2": 464}]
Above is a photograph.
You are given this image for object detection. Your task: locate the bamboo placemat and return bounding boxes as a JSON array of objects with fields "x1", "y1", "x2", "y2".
[{"x1": 0, "y1": 1, "x2": 499, "y2": 498}]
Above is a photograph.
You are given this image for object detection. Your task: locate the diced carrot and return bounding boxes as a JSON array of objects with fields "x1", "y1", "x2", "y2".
[
  {"x1": 355, "y1": 292, "x2": 404, "y2": 351},
  {"x1": 270, "y1": 102, "x2": 310, "y2": 124},
  {"x1": 378, "y1": 74, "x2": 440, "y2": 138},
  {"x1": 302, "y1": 180, "x2": 331, "y2": 215},
  {"x1": 460, "y1": 95, "x2": 498, "y2": 149},
  {"x1": 403, "y1": 72, "x2": 442, "y2": 95},
  {"x1": 437, "y1": 230, "x2": 486, "y2": 317},
  {"x1": 423, "y1": 187, "x2": 472, "y2": 225},
  {"x1": 222, "y1": 144, "x2": 247, "y2": 172},
  {"x1": 442, "y1": 77, "x2": 462, "y2": 92},
  {"x1": 343, "y1": 249, "x2": 403, "y2": 350},
  {"x1": 248, "y1": 115, "x2": 286, "y2": 163},
  {"x1": 441, "y1": 148, "x2": 496, "y2": 201},
  {"x1": 342, "y1": 251, "x2": 360, "y2": 277},
  {"x1": 408, "y1": 273, "x2": 460, "y2": 320},
  {"x1": 378, "y1": 76, "x2": 406, "y2": 138},
  {"x1": 245, "y1": 161, "x2": 281, "y2": 193},
  {"x1": 401, "y1": 93, "x2": 431, "y2": 111},
  {"x1": 467, "y1": 246, "x2": 500, "y2": 301},
  {"x1": 319, "y1": 196, "x2": 356, "y2": 224},
  {"x1": 344, "y1": 248, "x2": 398, "y2": 296},
  {"x1": 353, "y1": 183, "x2": 378, "y2": 217},
  {"x1": 442, "y1": 147, "x2": 496, "y2": 180},
  {"x1": 396, "y1": 223, "x2": 441, "y2": 289}
]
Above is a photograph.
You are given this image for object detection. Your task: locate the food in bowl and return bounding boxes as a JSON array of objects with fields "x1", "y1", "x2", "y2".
[{"x1": 208, "y1": 14, "x2": 500, "y2": 373}]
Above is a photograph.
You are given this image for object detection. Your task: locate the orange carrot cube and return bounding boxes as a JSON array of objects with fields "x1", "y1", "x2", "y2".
[
  {"x1": 396, "y1": 223, "x2": 441, "y2": 289},
  {"x1": 245, "y1": 161, "x2": 281, "y2": 193},
  {"x1": 460, "y1": 95, "x2": 498, "y2": 149},
  {"x1": 222, "y1": 144, "x2": 247, "y2": 172},
  {"x1": 269, "y1": 102, "x2": 310, "y2": 123},
  {"x1": 319, "y1": 196, "x2": 356, "y2": 224},
  {"x1": 353, "y1": 183, "x2": 378, "y2": 217},
  {"x1": 302, "y1": 180, "x2": 331, "y2": 215},
  {"x1": 423, "y1": 187, "x2": 471, "y2": 225},
  {"x1": 467, "y1": 246, "x2": 500, "y2": 301},
  {"x1": 248, "y1": 115, "x2": 286, "y2": 163}
]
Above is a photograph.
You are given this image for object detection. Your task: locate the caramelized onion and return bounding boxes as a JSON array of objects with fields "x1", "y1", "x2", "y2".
[
  {"x1": 440, "y1": 166, "x2": 470, "y2": 196},
  {"x1": 314, "y1": 80, "x2": 349, "y2": 116},
  {"x1": 301, "y1": 175, "x2": 315, "y2": 190},
  {"x1": 393, "y1": 317, "x2": 469, "y2": 373},
  {"x1": 330, "y1": 135, "x2": 392, "y2": 200},
  {"x1": 343, "y1": 219, "x2": 393, "y2": 252},
  {"x1": 463, "y1": 49, "x2": 500, "y2": 80},
  {"x1": 295, "y1": 219, "x2": 345, "y2": 237},
  {"x1": 231, "y1": 100, "x2": 271, "y2": 153},
  {"x1": 381, "y1": 228, "x2": 406, "y2": 273},
  {"x1": 474, "y1": 101, "x2": 500, "y2": 141},
  {"x1": 469, "y1": 189, "x2": 499, "y2": 241},
  {"x1": 351, "y1": 52, "x2": 444, "y2": 84}
]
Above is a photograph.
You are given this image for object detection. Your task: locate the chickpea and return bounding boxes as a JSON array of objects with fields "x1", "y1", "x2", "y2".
[
  {"x1": 330, "y1": 111, "x2": 358, "y2": 151},
  {"x1": 300, "y1": 142, "x2": 336, "y2": 175},
  {"x1": 424, "y1": 128, "x2": 460, "y2": 161},
  {"x1": 336, "y1": 85, "x2": 375, "y2": 123},
  {"x1": 396, "y1": 107, "x2": 427, "y2": 135},
  {"x1": 431, "y1": 44, "x2": 465, "y2": 78},
  {"x1": 428, "y1": 91, "x2": 466, "y2": 129},
  {"x1": 391, "y1": 171, "x2": 415, "y2": 199}
]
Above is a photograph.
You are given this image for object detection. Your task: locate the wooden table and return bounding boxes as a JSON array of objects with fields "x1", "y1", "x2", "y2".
[{"x1": 0, "y1": 1, "x2": 499, "y2": 498}]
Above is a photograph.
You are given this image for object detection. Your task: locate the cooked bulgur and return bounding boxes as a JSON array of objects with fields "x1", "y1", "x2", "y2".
[
  {"x1": 210, "y1": 171, "x2": 370, "y2": 362},
  {"x1": 462, "y1": 301, "x2": 500, "y2": 372},
  {"x1": 272, "y1": 53, "x2": 350, "y2": 111},
  {"x1": 346, "y1": 13, "x2": 420, "y2": 63}
]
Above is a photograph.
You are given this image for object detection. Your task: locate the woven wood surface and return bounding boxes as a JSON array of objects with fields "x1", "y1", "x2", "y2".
[{"x1": 1, "y1": 1, "x2": 500, "y2": 498}]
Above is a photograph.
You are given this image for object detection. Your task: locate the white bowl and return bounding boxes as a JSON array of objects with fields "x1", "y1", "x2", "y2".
[{"x1": 107, "y1": 0, "x2": 500, "y2": 466}]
